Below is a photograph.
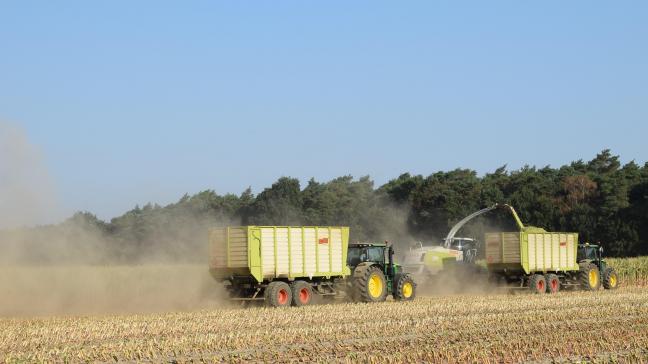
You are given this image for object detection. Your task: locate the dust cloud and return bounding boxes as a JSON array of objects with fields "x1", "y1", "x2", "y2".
[
  {"x1": 383, "y1": 210, "x2": 504, "y2": 296},
  {"x1": 0, "y1": 123, "x2": 57, "y2": 229},
  {"x1": 0, "y1": 122, "x2": 226, "y2": 316}
]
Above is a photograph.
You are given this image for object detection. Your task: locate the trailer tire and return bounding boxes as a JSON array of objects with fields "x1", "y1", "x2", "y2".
[
  {"x1": 290, "y1": 281, "x2": 313, "y2": 306},
  {"x1": 545, "y1": 274, "x2": 560, "y2": 294},
  {"x1": 529, "y1": 274, "x2": 546, "y2": 294},
  {"x1": 603, "y1": 268, "x2": 619, "y2": 290},
  {"x1": 579, "y1": 263, "x2": 601, "y2": 291},
  {"x1": 394, "y1": 273, "x2": 416, "y2": 301},
  {"x1": 265, "y1": 281, "x2": 292, "y2": 307},
  {"x1": 353, "y1": 265, "x2": 387, "y2": 303}
]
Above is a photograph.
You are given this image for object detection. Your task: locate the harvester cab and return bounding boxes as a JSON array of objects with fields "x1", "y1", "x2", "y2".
[
  {"x1": 347, "y1": 242, "x2": 416, "y2": 302},
  {"x1": 577, "y1": 243, "x2": 618, "y2": 290},
  {"x1": 448, "y1": 237, "x2": 480, "y2": 264}
]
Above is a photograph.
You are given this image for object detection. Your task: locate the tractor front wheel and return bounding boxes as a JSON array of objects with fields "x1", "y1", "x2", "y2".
[
  {"x1": 394, "y1": 273, "x2": 416, "y2": 301},
  {"x1": 579, "y1": 263, "x2": 601, "y2": 291},
  {"x1": 265, "y1": 281, "x2": 292, "y2": 307},
  {"x1": 529, "y1": 274, "x2": 546, "y2": 294},
  {"x1": 353, "y1": 265, "x2": 387, "y2": 303},
  {"x1": 603, "y1": 268, "x2": 619, "y2": 290}
]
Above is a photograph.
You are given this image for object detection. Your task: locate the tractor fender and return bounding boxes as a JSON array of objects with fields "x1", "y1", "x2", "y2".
[{"x1": 352, "y1": 262, "x2": 379, "y2": 278}]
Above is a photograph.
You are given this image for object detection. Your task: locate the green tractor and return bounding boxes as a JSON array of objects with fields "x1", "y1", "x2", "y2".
[
  {"x1": 346, "y1": 242, "x2": 416, "y2": 302},
  {"x1": 577, "y1": 243, "x2": 619, "y2": 290}
]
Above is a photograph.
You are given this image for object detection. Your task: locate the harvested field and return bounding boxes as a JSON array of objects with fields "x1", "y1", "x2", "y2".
[{"x1": 2, "y1": 286, "x2": 648, "y2": 363}]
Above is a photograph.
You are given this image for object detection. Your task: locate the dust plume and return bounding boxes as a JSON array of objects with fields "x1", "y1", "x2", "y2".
[
  {"x1": 0, "y1": 122, "x2": 57, "y2": 229},
  {"x1": 0, "y1": 122, "x2": 228, "y2": 316},
  {"x1": 386, "y1": 210, "x2": 505, "y2": 296}
]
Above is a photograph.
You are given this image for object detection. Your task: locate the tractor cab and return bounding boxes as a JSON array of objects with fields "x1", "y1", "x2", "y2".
[
  {"x1": 577, "y1": 243, "x2": 606, "y2": 271},
  {"x1": 347, "y1": 242, "x2": 390, "y2": 270}
]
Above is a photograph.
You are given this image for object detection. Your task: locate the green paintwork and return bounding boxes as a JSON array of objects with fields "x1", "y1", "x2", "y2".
[
  {"x1": 505, "y1": 205, "x2": 527, "y2": 231},
  {"x1": 249, "y1": 227, "x2": 262, "y2": 282},
  {"x1": 423, "y1": 248, "x2": 462, "y2": 271},
  {"x1": 578, "y1": 243, "x2": 609, "y2": 272}
]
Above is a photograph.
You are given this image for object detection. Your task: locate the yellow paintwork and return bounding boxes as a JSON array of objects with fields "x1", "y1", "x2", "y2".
[
  {"x1": 609, "y1": 273, "x2": 617, "y2": 287},
  {"x1": 589, "y1": 269, "x2": 599, "y2": 287},
  {"x1": 368, "y1": 274, "x2": 383, "y2": 298},
  {"x1": 402, "y1": 282, "x2": 413, "y2": 298}
]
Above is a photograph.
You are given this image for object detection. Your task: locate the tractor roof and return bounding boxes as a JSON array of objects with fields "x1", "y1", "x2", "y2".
[
  {"x1": 349, "y1": 242, "x2": 388, "y2": 248},
  {"x1": 579, "y1": 243, "x2": 600, "y2": 248}
]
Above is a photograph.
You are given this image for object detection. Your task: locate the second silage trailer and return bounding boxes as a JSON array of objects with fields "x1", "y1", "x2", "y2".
[
  {"x1": 484, "y1": 206, "x2": 619, "y2": 293},
  {"x1": 209, "y1": 226, "x2": 416, "y2": 307}
]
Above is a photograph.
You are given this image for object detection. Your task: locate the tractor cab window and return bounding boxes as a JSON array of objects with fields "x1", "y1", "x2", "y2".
[
  {"x1": 578, "y1": 246, "x2": 598, "y2": 261},
  {"x1": 347, "y1": 246, "x2": 385, "y2": 266},
  {"x1": 366, "y1": 247, "x2": 385, "y2": 264},
  {"x1": 347, "y1": 248, "x2": 362, "y2": 267}
]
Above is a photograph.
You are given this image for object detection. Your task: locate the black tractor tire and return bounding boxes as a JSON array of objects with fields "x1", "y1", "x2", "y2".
[
  {"x1": 352, "y1": 265, "x2": 388, "y2": 303},
  {"x1": 579, "y1": 263, "x2": 601, "y2": 291},
  {"x1": 265, "y1": 281, "x2": 292, "y2": 307},
  {"x1": 393, "y1": 273, "x2": 416, "y2": 301},
  {"x1": 545, "y1": 273, "x2": 560, "y2": 294},
  {"x1": 290, "y1": 281, "x2": 314, "y2": 307},
  {"x1": 528, "y1": 274, "x2": 546, "y2": 294},
  {"x1": 603, "y1": 267, "x2": 619, "y2": 290}
]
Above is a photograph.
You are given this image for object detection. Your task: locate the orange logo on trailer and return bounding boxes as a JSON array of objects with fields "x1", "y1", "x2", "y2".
[
  {"x1": 318, "y1": 238, "x2": 329, "y2": 244},
  {"x1": 560, "y1": 242, "x2": 567, "y2": 247}
]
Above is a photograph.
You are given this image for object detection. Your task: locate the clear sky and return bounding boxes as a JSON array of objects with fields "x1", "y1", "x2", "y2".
[{"x1": 1, "y1": 2, "x2": 646, "y2": 223}]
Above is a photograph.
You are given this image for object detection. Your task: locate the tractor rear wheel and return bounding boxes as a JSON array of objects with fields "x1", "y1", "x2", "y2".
[
  {"x1": 545, "y1": 274, "x2": 560, "y2": 294},
  {"x1": 394, "y1": 273, "x2": 416, "y2": 301},
  {"x1": 290, "y1": 281, "x2": 313, "y2": 306},
  {"x1": 603, "y1": 268, "x2": 619, "y2": 290},
  {"x1": 579, "y1": 263, "x2": 601, "y2": 291},
  {"x1": 353, "y1": 265, "x2": 387, "y2": 303},
  {"x1": 529, "y1": 274, "x2": 546, "y2": 294},
  {"x1": 265, "y1": 281, "x2": 292, "y2": 307}
]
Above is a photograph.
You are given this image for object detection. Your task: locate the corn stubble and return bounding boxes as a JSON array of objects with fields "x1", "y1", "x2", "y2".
[{"x1": 1, "y1": 286, "x2": 647, "y2": 363}]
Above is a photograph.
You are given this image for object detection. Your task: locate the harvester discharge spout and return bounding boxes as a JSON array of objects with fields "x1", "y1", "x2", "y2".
[{"x1": 443, "y1": 204, "x2": 525, "y2": 249}]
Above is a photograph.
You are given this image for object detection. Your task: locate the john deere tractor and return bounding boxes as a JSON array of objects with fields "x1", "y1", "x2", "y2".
[
  {"x1": 346, "y1": 242, "x2": 416, "y2": 302},
  {"x1": 577, "y1": 243, "x2": 619, "y2": 290}
]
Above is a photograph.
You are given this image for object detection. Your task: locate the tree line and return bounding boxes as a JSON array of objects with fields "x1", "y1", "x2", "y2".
[{"x1": 2, "y1": 150, "x2": 647, "y2": 263}]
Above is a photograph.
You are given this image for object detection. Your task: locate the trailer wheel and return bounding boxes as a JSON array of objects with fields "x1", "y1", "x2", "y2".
[
  {"x1": 545, "y1": 274, "x2": 560, "y2": 294},
  {"x1": 393, "y1": 273, "x2": 416, "y2": 301},
  {"x1": 353, "y1": 265, "x2": 387, "y2": 303},
  {"x1": 529, "y1": 274, "x2": 546, "y2": 294},
  {"x1": 603, "y1": 268, "x2": 619, "y2": 290},
  {"x1": 290, "y1": 281, "x2": 313, "y2": 306},
  {"x1": 579, "y1": 263, "x2": 601, "y2": 291},
  {"x1": 265, "y1": 281, "x2": 292, "y2": 307}
]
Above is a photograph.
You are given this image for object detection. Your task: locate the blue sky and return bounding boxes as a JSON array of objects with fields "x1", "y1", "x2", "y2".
[{"x1": 1, "y1": 2, "x2": 646, "y2": 223}]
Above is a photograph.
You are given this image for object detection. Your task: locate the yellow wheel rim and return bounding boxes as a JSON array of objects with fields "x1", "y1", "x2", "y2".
[
  {"x1": 368, "y1": 274, "x2": 383, "y2": 298},
  {"x1": 589, "y1": 270, "x2": 598, "y2": 287},
  {"x1": 609, "y1": 274, "x2": 617, "y2": 287},
  {"x1": 402, "y1": 282, "x2": 413, "y2": 298}
]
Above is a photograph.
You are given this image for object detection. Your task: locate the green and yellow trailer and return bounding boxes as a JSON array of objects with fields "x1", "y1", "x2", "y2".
[
  {"x1": 209, "y1": 226, "x2": 350, "y2": 306},
  {"x1": 485, "y1": 229, "x2": 619, "y2": 293},
  {"x1": 209, "y1": 225, "x2": 417, "y2": 306}
]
